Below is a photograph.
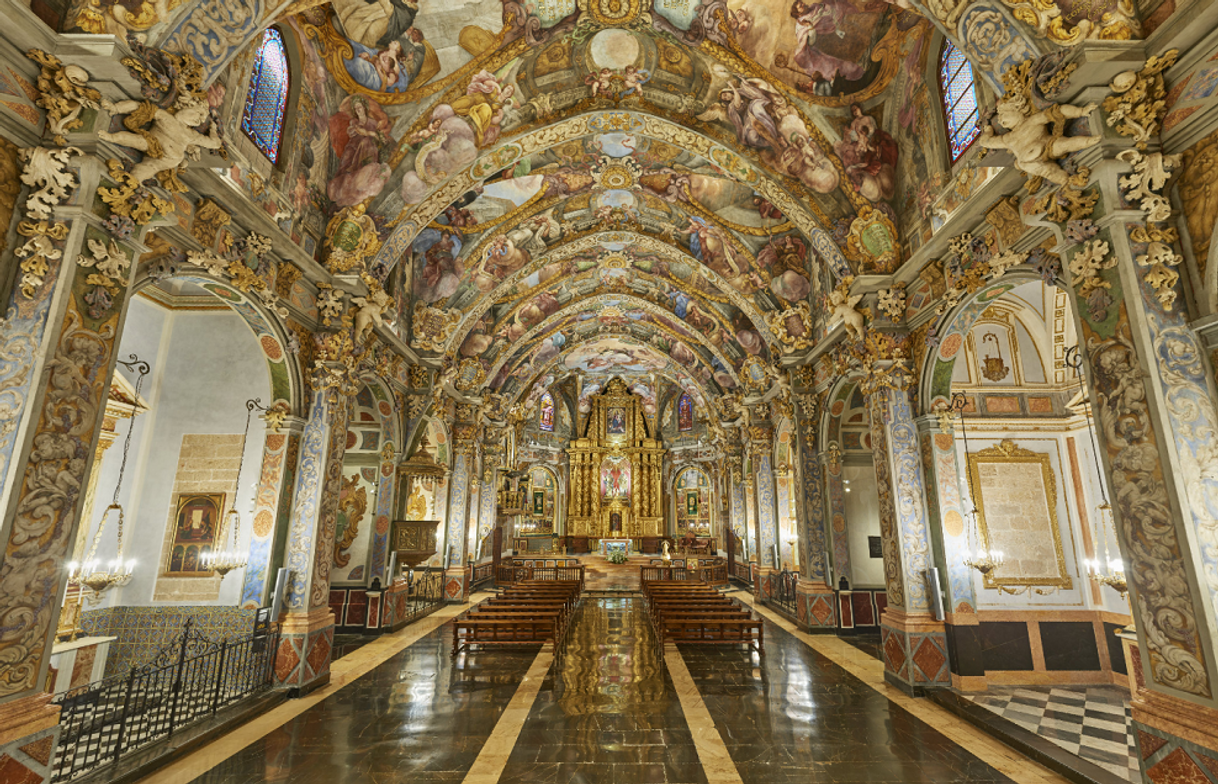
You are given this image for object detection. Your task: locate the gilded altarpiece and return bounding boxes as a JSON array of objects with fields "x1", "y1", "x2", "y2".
[{"x1": 566, "y1": 379, "x2": 665, "y2": 538}]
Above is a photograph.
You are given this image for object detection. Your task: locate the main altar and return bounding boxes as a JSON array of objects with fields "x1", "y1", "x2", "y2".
[{"x1": 566, "y1": 378, "x2": 665, "y2": 538}]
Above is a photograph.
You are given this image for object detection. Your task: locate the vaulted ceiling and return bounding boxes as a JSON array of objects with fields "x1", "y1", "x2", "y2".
[{"x1": 106, "y1": 0, "x2": 944, "y2": 411}]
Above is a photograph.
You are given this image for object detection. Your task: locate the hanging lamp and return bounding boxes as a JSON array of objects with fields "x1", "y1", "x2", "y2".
[
  {"x1": 1064, "y1": 346, "x2": 1128, "y2": 601},
  {"x1": 202, "y1": 398, "x2": 261, "y2": 578},
  {"x1": 951, "y1": 391, "x2": 1006, "y2": 576},
  {"x1": 67, "y1": 355, "x2": 147, "y2": 599}
]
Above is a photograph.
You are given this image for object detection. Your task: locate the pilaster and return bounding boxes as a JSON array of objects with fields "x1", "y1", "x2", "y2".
[
  {"x1": 914, "y1": 413, "x2": 981, "y2": 689},
  {"x1": 240, "y1": 416, "x2": 304, "y2": 608},
  {"x1": 869, "y1": 387, "x2": 949, "y2": 693}
]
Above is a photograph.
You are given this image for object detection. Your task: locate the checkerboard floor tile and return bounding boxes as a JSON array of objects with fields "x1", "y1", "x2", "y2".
[{"x1": 965, "y1": 686, "x2": 1139, "y2": 782}]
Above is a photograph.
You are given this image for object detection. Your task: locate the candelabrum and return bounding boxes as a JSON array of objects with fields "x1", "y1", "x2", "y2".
[
  {"x1": 67, "y1": 555, "x2": 137, "y2": 596},
  {"x1": 202, "y1": 510, "x2": 249, "y2": 577},
  {"x1": 963, "y1": 545, "x2": 1006, "y2": 576}
]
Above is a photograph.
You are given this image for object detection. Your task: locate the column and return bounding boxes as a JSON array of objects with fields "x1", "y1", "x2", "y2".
[
  {"x1": 915, "y1": 414, "x2": 979, "y2": 690},
  {"x1": 1046, "y1": 126, "x2": 1218, "y2": 776},
  {"x1": 442, "y1": 423, "x2": 477, "y2": 601},
  {"x1": 795, "y1": 405, "x2": 837, "y2": 631},
  {"x1": 868, "y1": 386, "x2": 949, "y2": 694},
  {"x1": 369, "y1": 406, "x2": 398, "y2": 584},
  {"x1": 747, "y1": 424, "x2": 779, "y2": 600},
  {"x1": 476, "y1": 442, "x2": 502, "y2": 558},
  {"x1": 823, "y1": 450, "x2": 851, "y2": 588},
  {"x1": 240, "y1": 416, "x2": 304, "y2": 608},
  {"x1": 277, "y1": 388, "x2": 349, "y2": 694},
  {"x1": 0, "y1": 145, "x2": 133, "y2": 778}
]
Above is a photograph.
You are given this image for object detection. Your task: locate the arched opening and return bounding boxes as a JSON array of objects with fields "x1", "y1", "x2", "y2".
[
  {"x1": 240, "y1": 27, "x2": 291, "y2": 164},
  {"x1": 939, "y1": 39, "x2": 981, "y2": 164},
  {"x1": 71, "y1": 278, "x2": 286, "y2": 674}
]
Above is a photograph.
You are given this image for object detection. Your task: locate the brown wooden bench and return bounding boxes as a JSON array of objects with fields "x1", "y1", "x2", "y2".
[
  {"x1": 452, "y1": 619, "x2": 555, "y2": 654},
  {"x1": 662, "y1": 618, "x2": 764, "y2": 653}
]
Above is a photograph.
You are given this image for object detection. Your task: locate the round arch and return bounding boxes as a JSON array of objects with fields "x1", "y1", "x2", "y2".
[
  {"x1": 918, "y1": 271, "x2": 1069, "y2": 413},
  {"x1": 131, "y1": 273, "x2": 305, "y2": 414}
]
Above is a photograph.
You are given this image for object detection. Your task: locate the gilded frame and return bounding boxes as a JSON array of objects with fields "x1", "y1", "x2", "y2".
[
  {"x1": 164, "y1": 492, "x2": 226, "y2": 576},
  {"x1": 966, "y1": 439, "x2": 1072, "y2": 591}
]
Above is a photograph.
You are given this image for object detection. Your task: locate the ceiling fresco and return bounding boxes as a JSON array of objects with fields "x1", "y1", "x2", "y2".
[{"x1": 153, "y1": 0, "x2": 941, "y2": 409}]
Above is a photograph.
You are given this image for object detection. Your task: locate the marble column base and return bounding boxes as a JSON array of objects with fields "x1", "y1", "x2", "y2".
[
  {"x1": 1121, "y1": 637, "x2": 1218, "y2": 783},
  {"x1": 444, "y1": 568, "x2": 469, "y2": 603},
  {"x1": 795, "y1": 581, "x2": 837, "y2": 632},
  {"x1": 753, "y1": 567, "x2": 778, "y2": 601},
  {"x1": 275, "y1": 607, "x2": 335, "y2": 696},
  {"x1": 880, "y1": 609, "x2": 951, "y2": 696},
  {"x1": 0, "y1": 694, "x2": 61, "y2": 784}
]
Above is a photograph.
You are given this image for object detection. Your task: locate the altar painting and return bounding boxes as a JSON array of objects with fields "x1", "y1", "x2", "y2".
[{"x1": 601, "y1": 455, "x2": 632, "y2": 500}]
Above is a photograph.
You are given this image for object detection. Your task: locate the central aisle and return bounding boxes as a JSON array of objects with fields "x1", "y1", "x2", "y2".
[{"x1": 498, "y1": 596, "x2": 707, "y2": 783}]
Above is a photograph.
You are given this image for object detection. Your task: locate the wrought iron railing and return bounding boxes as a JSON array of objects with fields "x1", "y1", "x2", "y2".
[
  {"x1": 52, "y1": 618, "x2": 279, "y2": 782},
  {"x1": 767, "y1": 569, "x2": 799, "y2": 618}
]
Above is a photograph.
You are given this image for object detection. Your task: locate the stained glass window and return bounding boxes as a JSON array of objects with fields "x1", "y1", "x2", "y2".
[
  {"x1": 678, "y1": 393, "x2": 693, "y2": 432},
  {"x1": 939, "y1": 41, "x2": 980, "y2": 163},
  {"x1": 241, "y1": 28, "x2": 290, "y2": 163},
  {"x1": 539, "y1": 392, "x2": 554, "y2": 432}
]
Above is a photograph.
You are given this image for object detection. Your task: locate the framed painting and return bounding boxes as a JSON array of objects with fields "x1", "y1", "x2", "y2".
[
  {"x1": 686, "y1": 491, "x2": 698, "y2": 516},
  {"x1": 606, "y1": 407, "x2": 626, "y2": 435},
  {"x1": 533, "y1": 490, "x2": 545, "y2": 516},
  {"x1": 165, "y1": 492, "x2": 225, "y2": 576},
  {"x1": 967, "y1": 439, "x2": 1072, "y2": 592}
]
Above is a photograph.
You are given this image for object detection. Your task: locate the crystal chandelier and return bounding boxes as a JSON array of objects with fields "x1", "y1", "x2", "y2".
[
  {"x1": 1065, "y1": 346, "x2": 1128, "y2": 601},
  {"x1": 202, "y1": 399, "x2": 261, "y2": 578},
  {"x1": 951, "y1": 392, "x2": 1005, "y2": 576},
  {"x1": 68, "y1": 355, "x2": 149, "y2": 601}
]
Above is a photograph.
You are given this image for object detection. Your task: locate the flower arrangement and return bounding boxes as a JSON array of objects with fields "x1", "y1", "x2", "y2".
[{"x1": 606, "y1": 549, "x2": 628, "y2": 565}]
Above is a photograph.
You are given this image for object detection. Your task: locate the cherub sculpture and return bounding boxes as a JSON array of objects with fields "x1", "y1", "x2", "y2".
[
  {"x1": 828, "y1": 283, "x2": 865, "y2": 342},
  {"x1": 979, "y1": 91, "x2": 1099, "y2": 187},
  {"x1": 351, "y1": 287, "x2": 394, "y2": 344},
  {"x1": 98, "y1": 96, "x2": 223, "y2": 185}
]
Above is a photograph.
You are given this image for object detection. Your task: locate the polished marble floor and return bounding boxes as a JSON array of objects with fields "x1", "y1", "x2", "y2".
[{"x1": 172, "y1": 597, "x2": 1069, "y2": 784}]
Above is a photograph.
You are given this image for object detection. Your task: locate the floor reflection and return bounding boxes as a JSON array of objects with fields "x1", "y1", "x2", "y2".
[
  {"x1": 187, "y1": 621, "x2": 535, "y2": 784},
  {"x1": 500, "y1": 596, "x2": 708, "y2": 784},
  {"x1": 679, "y1": 620, "x2": 1014, "y2": 783}
]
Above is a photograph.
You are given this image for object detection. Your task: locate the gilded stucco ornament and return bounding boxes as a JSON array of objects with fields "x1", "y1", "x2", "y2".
[
  {"x1": 412, "y1": 302, "x2": 461, "y2": 353},
  {"x1": 1068, "y1": 239, "x2": 1118, "y2": 320},
  {"x1": 1116, "y1": 150, "x2": 1179, "y2": 223},
  {"x1": 1131, "y1": 225, "x2": 1184, "y2": 311},
  {"x1": 99, "y1": 160, "x2": 174, "y2": 225},
  {"x1": 1103, "y1": 51, "x2": 1178, "y2": 149},
  {"x1": 764, "y1": 301, "x2": 815, "y2": 351},
  {"x1": 185, "y1": 248, "x2": 289, "y2": 319},
  {"x1": 14, "y1": 146, "x2": 78, "y2": 298},
  {"x1": 20, "y1": 146, "x2": 80, "y2": 221},
  {"x1": 98, "y1": 95, "x2": 224, "y2": 191},
  {"x1": 999, "y1": 0, "x2": 1138, "y2": 45},
  {"x1": 351, "y1": 286, "x2": 393, "y2": 344},
  {"x1": 845, "y1": 207, "x2": 900, "y2": 273},
  {"x1": 15, "y1": 220, "x2": 69, "y2": 298},
  {"x1": 876, "y1": 285, "x2": 906, "y2": 322},
  {"x1": 828, "y1": 277, "x2": 865, "y2": 342},
  {"x1": 26, "y1": 50, "x2": 101, "y2": 145},
  {"x1": 316, "y1": 283, "x2": 345, "y2": 327},
  {"x1": 980, "y1": 62, "x2": 1100, "y2": 188},
  {"x1": 324, "y1": 203, "x2": 381, "y2": 274},
  {"x1": 76, "y1": 237, "x2": 131, "y2": 317}
]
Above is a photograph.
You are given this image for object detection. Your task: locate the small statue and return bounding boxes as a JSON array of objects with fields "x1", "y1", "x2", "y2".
[
  {"x1": 979, "y1": 91, "x2": 1100, "y2": 187},
  {"x1": 98, "y1": 96, "x2": 224, "y2": 186},
  {"x1": 828, "y1": 282, "x2": 865, "y2": 342},
  {"x1": 661, "y1": 540, "x2": 671, "y2": 561},
  {"x1": 351, "y1": 287, "x2": 393, "y2": 344}
]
